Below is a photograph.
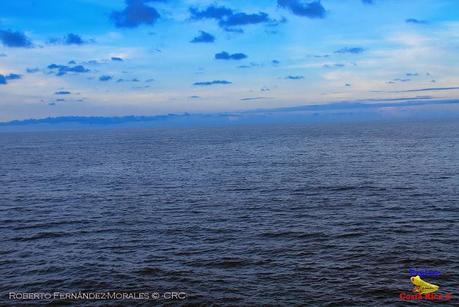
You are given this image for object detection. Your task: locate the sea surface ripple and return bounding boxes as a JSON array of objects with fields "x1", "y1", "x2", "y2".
[{"x1": 1, "y1": 120, "x2": 458, "y2": 306}]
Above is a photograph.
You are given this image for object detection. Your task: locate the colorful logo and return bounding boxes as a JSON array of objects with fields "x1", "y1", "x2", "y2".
[
  {"x1": 408, "y1": 268, "x2": 441, "y2": 277},
  {"x1": 399, "y1": 270, "x2": 453, "y2": 301},
  {"x1": 411, "y1": 275, "x2": 439, "y2": 294}
]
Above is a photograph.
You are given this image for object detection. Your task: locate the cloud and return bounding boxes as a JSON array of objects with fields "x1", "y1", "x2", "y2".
[
  {"x1": 131, "y1": 85, "x2": 151, "y2": 89},
  {"x1": 55, "y1": 91, "x2": 71, "y2": 95},
  {"x1": 99, "y1": 75, "x2": 113, "y2": 81},
  {"x1": 193, "y1": 80, "x2": 232, "y2": 86},
  {"x1": 238, "y1": 62, "x2": 260, "y2": 69},
  {"x1": 80, "y1": 60, "x2": 102, "y2": 65},
  {"x1": 323, "y1": 63, "x2": 345, "y2": 68},
  {"x1": 64, "y1": 33, "x2": 85, "y2": 45},
  {"x1": 277, "y1": 0, "x2": 326, "y2": 19},
  {"x1": 241, "y1": 97, "x2": 268, "y2": 101},
  {"x1": 0, "y1": 73, "x2": 21, "y2": 84},
  {"x1": 395, "y1": 86, "x2": 459, "y2": 93},
  {"x1": 406, "y1": 18, "x2": 428, "y2": 24},
  {"x1": 111, "y1": 0, "x2": 160, "y2": 28},
  {"x1": 215, "y1": 51, "x2": 247, "y2": 60},
  {"x1": 0, "y1": 53, "x2": 6, "y2": 57},
  {"x1": 48, "y1": 64, "x2": 65, "y2": 69},
  {"x1": 190, "y1": 5, "x2": 232, "y2": 20},
  {"x1": 111, "y1": 57, "x2": 124, "y2": 61},
  {"x1": 309, "y1": 54, "x2": 330, "y2": 58},
  {"x1": 189, "y1": 5, "x2": 274, "y2": 29},
  {"x1": 48, "y1": 64, "x2": 90, "y2": 76},
  {"x1": 376, "y1": 86, "x2": 459, "y2": 93},
  {"x1": 26, "y1": 68, "x2": 40, "y2": 73},
  {"x1": 335, "y1": 47, "x2": 365, "y2": 54},
  {"x1": 220, "y1": 12, "x2": 271, "y2": 27},
  {"x1": 5, "y1": 73, "x2": 22, "y2": 80},
  {"x1": 47, "y1": 37, "x2": 60, "y2": 44},
  {"x1": 48, "y1": 33, "x2": 90, "y2": 45},
  {"x1": 224, "y1": 27, "x2": 244, "y2": 33},
  {"x1": 190, "y1": 31, "x2": 215, "y2": 43},
  {"x1": 116, "y1": 78, "x2": 139, "y2": 82},
  {"x1": 285, "y1": 75, "x2": 304, "y2": 80},
  {"x1": 0, "y1": 29, "x2": 33, "y2": 47}
]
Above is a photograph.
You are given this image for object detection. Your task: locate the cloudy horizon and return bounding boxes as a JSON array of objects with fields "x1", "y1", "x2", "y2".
[{"x1": 1, "y1": 0, "x2": 459, "y2": 121}]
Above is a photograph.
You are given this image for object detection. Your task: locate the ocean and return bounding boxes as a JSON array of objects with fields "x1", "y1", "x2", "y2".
[{"x1": 1, "y1": 119, "x2": 458, "y2": 306}]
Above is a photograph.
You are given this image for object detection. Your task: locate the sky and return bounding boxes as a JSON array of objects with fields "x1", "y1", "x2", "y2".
[{"x1": 0, "y1": 0, "x2": 459, "y2": 121}]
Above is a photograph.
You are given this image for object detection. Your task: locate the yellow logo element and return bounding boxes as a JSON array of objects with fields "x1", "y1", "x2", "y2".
[{"x1": 411, "y1": 275, "x2": 439, "y2": 294}]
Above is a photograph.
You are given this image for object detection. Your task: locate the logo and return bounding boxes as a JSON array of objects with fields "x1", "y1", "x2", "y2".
[
  {"x1": 408, "y1": 268, "x2": 441, "y2": 277},
  {"x1": 399, "y1": 270, "x2": 453, "y2": 301},
  {"x1": 411, "y1": 275, "x2": 438, "y2": 294}
]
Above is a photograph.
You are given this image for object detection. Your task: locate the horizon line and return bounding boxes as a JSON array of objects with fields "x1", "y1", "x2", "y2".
[{"x1": 1, "y1": 98, "x2": 458, "y2": 126}]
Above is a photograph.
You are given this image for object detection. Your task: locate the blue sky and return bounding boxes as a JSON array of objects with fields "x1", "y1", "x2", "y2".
[{"x1": 0, "y1": 0, "x2": 459, "y2": 120}]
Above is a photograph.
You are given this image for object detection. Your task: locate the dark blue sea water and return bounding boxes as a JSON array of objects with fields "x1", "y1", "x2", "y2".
[{"x1": 1, "y1": 120, "x2": 458, "y2": 306}]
